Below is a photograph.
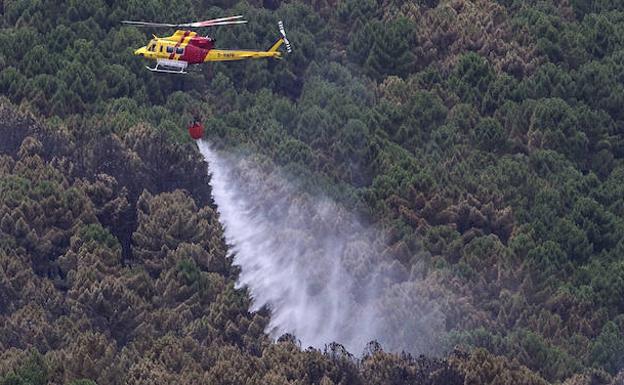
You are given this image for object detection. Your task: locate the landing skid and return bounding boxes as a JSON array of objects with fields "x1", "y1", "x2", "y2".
[
  {"x1": 146, "y1": 65, "x2": 187, "y2": 74},
  {"x1": 146, "y1": 59, "x2": 189, "y2": 74}
]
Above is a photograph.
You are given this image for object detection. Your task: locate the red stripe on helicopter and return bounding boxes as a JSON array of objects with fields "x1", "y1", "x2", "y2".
[
  {"x1": 169, "y1": 30, "x2": 191, "y2": 59},
  {"x1": 199, "y1": 48, "x2": 210, "y2": 62}
]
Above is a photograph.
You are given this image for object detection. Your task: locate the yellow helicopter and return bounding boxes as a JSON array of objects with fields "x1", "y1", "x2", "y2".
[{"x1": 123, "y1": 15, "x2": 292, "y2": 74}]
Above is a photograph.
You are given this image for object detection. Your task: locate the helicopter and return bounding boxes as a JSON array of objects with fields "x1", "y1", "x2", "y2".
[{"x1": 123, "y1": 15, "x2": 292, "y2": 74}]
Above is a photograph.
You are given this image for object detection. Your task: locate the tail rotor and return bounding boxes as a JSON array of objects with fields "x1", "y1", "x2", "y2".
[{"x1": 278, "y1": 21, "x2": 292, "y2": 53}]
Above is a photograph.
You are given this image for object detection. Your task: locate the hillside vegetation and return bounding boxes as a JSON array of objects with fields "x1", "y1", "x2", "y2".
[{"x1": 1, "y1": 0, "x2": 624, "y2": 384}]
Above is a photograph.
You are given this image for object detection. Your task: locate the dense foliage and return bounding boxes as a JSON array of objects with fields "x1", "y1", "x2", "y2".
[{"x1": 1, "y1": 0, "x2": 624, "y2": 383}]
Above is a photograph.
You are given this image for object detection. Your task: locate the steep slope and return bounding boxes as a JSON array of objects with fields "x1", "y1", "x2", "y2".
[
  {"x1": 1, "y1": 0, "x2": 624, "y2": 382},
  {"x1": 0, "y1": 101, "x2": 552, "y2": 385}
]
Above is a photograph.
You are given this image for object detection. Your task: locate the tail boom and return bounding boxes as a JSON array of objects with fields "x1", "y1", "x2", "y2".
[
  {"x1": 201, "y1": 20, "x2": 291, "y2": 62},
  {"x1": 203, "y1": 49, "x2": 281, "y2": 62}
]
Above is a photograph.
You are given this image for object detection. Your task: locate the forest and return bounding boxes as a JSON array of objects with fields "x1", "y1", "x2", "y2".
[{"x1": 1, "y1": 0, "x2": 624, "y2": 384}]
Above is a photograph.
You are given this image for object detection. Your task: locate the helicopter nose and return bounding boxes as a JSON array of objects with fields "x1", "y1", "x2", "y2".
[{"x1": 134, "y1": 47, "x2": 147, "y2": 56}]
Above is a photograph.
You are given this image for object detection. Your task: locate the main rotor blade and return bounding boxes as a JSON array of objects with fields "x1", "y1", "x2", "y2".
[
  {"x1": 181, "y1": 19, "x2": 248, "y2": 28},
  {"x1": 122, "y1": 15, "x2": 246, "y2": 28},
  {"x1": 196, "y1": 15, "x2": 244, "y2": 24},
  {"x1": 121, "y1": 20, "x2": 178, "y2": 28}
]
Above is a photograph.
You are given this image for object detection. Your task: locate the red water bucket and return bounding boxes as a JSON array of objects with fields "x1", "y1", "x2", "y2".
[{"x1": 188, "y1": 122, "x2": 204, "y2": 140}]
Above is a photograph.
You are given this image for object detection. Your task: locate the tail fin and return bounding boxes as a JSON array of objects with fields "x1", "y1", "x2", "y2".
[
  {"x1": 268, "y1": 38, "x2": 284, "y2": 53},
  {"x1": 268, "y1": 21, "x2": 292, "y2": 53}
]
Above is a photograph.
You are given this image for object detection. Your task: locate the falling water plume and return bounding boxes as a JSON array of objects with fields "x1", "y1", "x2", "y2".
[{"x1": 198, "y1": 141, "x2": 445, "y2": 356}]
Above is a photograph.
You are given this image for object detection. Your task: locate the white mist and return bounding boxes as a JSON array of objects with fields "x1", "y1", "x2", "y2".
[{"x1": 198, "y1": 141, "x2": 444, "y2": 355}]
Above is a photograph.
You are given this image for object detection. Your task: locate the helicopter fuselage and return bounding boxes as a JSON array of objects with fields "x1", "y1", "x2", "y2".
[{"x1": 134, "y1": 30, "x2": 283, "y2": 66}]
